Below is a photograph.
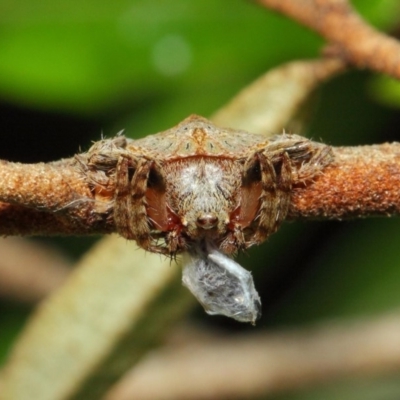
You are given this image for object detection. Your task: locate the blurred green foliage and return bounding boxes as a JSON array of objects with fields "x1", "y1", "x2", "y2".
[{"x1": 0, "y1": 0, "x2": 400, "y2": 398}]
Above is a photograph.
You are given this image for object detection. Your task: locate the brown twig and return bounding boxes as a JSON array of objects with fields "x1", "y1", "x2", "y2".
[
  {"x1": 290, "y1": 143, "x2": 400, "y2": 219},
  {"x1": 1, "y1": 143, "x2": 399, "y2": 237},
  {"x1": 0, "y1": 159, "x2": 113, "y2": 236},
  {"x1": 257, "y1": 0, "x2": 400, "y2": 79}
]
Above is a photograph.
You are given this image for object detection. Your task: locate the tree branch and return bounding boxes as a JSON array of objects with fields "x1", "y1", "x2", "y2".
[
  {"x1": 0, "y1": 159, "x2": 113, "y2": 236},
  {"x1": 1, "y1": 143, "x2": 399, "y2": 237},
  {"x1": 290, "y1": 143, "x2": 400, "y2": 219},
  {"x1": 257, "y1": 0, "x2": 400, "y2": 79}
]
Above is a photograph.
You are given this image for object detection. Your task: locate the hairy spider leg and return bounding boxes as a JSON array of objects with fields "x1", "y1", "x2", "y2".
[
  {"x1": 253, "y1": 151, "x2": 292, "y2": 245},
  {"x1": 114, "y1": 156, "x2": 157, "y2": 252}
]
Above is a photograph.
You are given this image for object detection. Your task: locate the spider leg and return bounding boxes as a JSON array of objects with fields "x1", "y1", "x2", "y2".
[
  {"x1": 114, "y1": 156, "x2": 156, "y2": 252},
  {"x1": 114, "y1": 155, "x2": 134, "y2": 240},
  {"x1": 267, "y1": 134, "x2": 333, "y2": 182},
  {"x1": 250, "y1": 135, "x2": 332, "y2": 245},
  {"x1": 219, "y1": 226, "x2": 245, "y2": 255},
  {"x1": 295, "y1": 144, "x2": 333, "y2": 182},
  {"x1": 253, "y1": 151, "x2": 292, "y2": 245}
]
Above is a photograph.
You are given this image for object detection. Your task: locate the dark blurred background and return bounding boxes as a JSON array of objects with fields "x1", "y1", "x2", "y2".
[{"x1": 1, "y1": 1, "x2": 400, "y2": 398}]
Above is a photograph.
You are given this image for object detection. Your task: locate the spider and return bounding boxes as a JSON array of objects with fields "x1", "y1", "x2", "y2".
[
  {"x1": 82, "y1": 115, "x2": 333, "y2": 323},
  {"x1": 84, "y1": 115, "x2": 332, "y2": 257}
]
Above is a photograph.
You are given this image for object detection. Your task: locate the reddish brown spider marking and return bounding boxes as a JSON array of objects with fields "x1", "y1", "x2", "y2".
[{"x1": 84, "y1": 115, "x2": 333, "y2": 256}]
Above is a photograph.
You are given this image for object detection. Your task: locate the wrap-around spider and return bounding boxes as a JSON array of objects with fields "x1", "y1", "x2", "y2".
[{"x1": 84, "y1": 115, "x2": 332, "y2": 256}]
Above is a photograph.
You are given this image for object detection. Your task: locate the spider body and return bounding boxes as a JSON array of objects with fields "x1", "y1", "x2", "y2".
[{"x1": 85, "y1": 115, "x2": 332, "y2": 256}]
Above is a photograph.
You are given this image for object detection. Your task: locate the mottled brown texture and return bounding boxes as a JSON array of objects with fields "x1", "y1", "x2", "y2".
[
  {"x1": 0, "y1": 202, "x2": 113, "y2": 236},
  {"x1": 290, "y1": 143, "x2": 400, "y2": 219},
  {"x1": 0, "y1": 159, "x2": 88, "y2": 209},
  {"x1": 0, "y1": 158, "x2": 113, "y2": 236},
  {"x1": 257, "y1": 0, "x2": 400, "y2": 79}
]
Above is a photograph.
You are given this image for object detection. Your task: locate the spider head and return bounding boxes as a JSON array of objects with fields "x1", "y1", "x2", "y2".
[{"x1": 145, "y1": 155, "x2": 266, "y2": 254}]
